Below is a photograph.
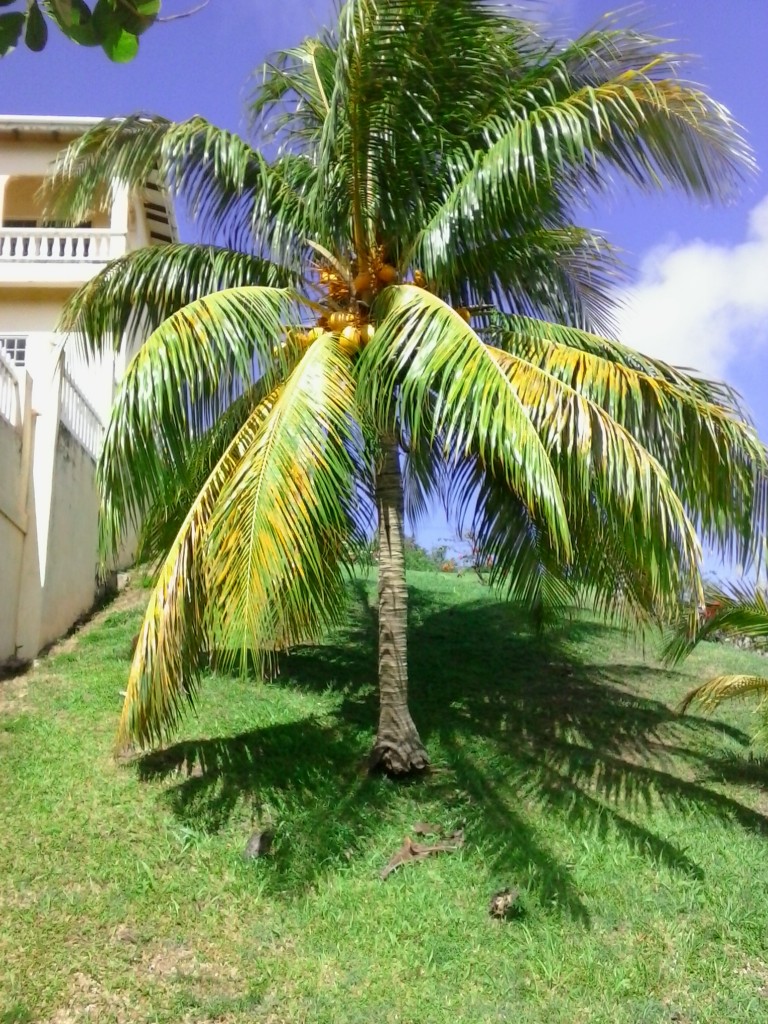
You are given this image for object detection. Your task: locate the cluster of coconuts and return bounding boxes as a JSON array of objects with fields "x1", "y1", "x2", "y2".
[
  {"x1": 294, "y1": 258, "x2": 472, "y2": 360},
  {"x1": 309, "y1": 258, "x2": 402, "y2": 357}
]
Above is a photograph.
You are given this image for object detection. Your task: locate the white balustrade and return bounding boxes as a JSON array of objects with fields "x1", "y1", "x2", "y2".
[
  {"x1": 0, "y1": 349, "x2": 20, "y2": 427},
  {"x1": 0, "y1": 227, "x2": 122, "y2": 263},
  {"x1": 59, "y1": 370, "x2": 104, "y2": 459}
]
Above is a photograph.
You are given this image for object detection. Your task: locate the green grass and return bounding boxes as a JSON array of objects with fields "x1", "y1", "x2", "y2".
[{"x1": 3, "y1": 571, "x2": 768, "y2": 1023}]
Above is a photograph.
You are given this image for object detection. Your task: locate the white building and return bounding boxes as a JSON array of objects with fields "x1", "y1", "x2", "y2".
[{"x1": 0, "y1": 115, "x2": 177, "y2": 663}]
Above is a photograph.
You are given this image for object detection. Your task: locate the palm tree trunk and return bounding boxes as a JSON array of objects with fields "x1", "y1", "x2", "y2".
[{"x1": 369, "y1": 439, "x2": 429, "y2": 775}]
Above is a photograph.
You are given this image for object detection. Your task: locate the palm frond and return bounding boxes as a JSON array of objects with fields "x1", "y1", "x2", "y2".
[
  {"x1": 486, "y1": 338, "x2": 703, "y2": 608},
  {"x1": 665, "y1": 581, "x2": 768, "y2": 663},
  {"x1": 359, "y1": 284, "x2": 572, "y2": 558},
  {"x1": 487, "y1": 315, "x2": 768, "y2": 569},
  {"x1": 96, "y1": 285, "x2": 298, "y2": 558},
  {"x1": 60, "y1": 244, "x2": 296, "y2": 359},
  {"x1": 679, "y1": 675, "x2": 768, "y2": 715},
  {"x1": 45, "y1": 115, "x2": 312, "y2": 260},
  {"x1": 204, "y1": 331, "x2": 368, "y2": 664},
  {"x1": 448, "y1": 450, "x2": 686, "y2": 630},
  {"x1": 136, "y1": 381, "x2": 274, "y2": 564},
  {"x1": 118, "y1": 384, "x2": 282, "y2": 748},
  {"x1": 361, "y1": 284, "x2": 704, "y2": 609},
  {"x1": 120, "y1": 332, "x2": 368, "y2": 747},
  {"x1": 411, "y1": 38, "x2": 752, "y2": 283},
  {"x1": 416, "y1": 227, "x2": 625, "y2": 335}
]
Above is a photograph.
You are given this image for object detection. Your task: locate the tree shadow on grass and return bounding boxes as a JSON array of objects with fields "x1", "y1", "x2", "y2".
[
  {"x1": 136, "y1": 581, "x2": 767, "y2": 921},
  {"x1": 137, "y1": 716, "x2": 394, "y2": 891}
]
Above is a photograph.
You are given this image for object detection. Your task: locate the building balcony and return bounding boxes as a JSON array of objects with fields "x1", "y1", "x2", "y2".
[{"x1": 0, "y1": 226, "x2": 126, "y2": 287}]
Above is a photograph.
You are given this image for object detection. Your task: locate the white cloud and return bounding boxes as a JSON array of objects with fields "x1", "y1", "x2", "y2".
[{"x1": 615, "y1": 195, "x2": 768, "y2": 380}]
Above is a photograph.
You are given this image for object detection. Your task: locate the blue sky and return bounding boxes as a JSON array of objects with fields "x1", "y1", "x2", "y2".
[{"x1": 2, "y1": 0, "x2": 767, "y2": 556}]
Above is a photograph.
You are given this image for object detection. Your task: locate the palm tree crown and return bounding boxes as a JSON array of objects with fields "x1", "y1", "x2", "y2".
[{"x1": 47, "y1": 0, "x2": 767, "y2": 773}]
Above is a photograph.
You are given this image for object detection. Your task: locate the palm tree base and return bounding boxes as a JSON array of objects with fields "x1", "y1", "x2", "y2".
[{"x1": 369, "y1": 715, "x2": 429, "y2": 776}]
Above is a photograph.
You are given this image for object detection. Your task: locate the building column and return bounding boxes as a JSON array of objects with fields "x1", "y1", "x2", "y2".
[
  {"x1": 0, "y1": 174, "x2": 8, "y2": 225},
  {"x1": 109, "y1": 184, "x2": 129, "y2": 258},
  {"x1": 14, "y1": 337, "x2": 62, "y2": 660}
]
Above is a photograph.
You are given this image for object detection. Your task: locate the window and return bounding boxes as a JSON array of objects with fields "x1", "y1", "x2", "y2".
[{"x1": 0, "y1": 336, "x2": 27, "y2": 367}]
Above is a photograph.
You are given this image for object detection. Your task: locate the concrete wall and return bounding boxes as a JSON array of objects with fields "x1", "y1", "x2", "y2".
[
  {"x1": 0, "y1": 413, "x2": 25, "y2": 659},
  {"x1": 0, "y1": 343, "x2": 139, "y2": 663},
  {"x1": 38, "y1": 425, "x2": 100, "y2": 647}
]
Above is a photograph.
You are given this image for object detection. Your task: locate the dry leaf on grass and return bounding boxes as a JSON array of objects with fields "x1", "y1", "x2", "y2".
[{"x1": 380, "y1": 832, "x2": 464, "y2": 880}]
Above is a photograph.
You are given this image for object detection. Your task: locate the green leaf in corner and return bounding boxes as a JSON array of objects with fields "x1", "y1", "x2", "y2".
[
  {"x1": 0, "y1": 10, "x2": 24, "y2": 54},
  {"x1": 101, "y1": 24, "x2": 138, "y2": 61},
  {"x1": 49, "y1": 0, "x2": 98, "y2": 46},
  {"x1": 92, "y1": 0, "x2": 138, "y2": 60},
  {"x1": 116, "y1": 0, "x2": 159, "y2": 36},
  {"x1": 24, "y1": 0, "x2": 48, "y2": 51}
]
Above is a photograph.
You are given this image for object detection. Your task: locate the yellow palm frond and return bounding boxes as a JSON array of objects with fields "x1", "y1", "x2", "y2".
[
  {"x1": 680, "y1": 676, "x2": 768, "y2": 715},
  {"x1": 118, "y1": 385, "x2": 282, "y2": 748}
]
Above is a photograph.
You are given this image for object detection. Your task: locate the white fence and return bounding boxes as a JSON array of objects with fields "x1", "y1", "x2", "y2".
[
  {"x1": 0, "y1": 227, "x2": 121, "y2": 262},
  {"x1": 0, "y1": 349, "x2": 19, "y2": 426},
  {"x1": 60, "y1": 369, "x2": 104, "y2": 459}
]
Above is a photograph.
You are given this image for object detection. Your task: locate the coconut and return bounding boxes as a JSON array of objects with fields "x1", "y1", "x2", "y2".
[
  {"x1": 353, "y1": 271, "x2": 373, "y2": 294},
  {"x1": 328, "y1": 310, "x2": 356, "y2": 331},
  {"x1": 340, "y1": 324, "x2": 362, "y2": 356},
  {"x1": 377, "y1": 264, "x2": 398, "y2": 284}
]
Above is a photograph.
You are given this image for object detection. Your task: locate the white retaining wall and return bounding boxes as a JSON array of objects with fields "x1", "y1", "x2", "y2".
[{"x1": 0, "y1": 342, "x2": 130, "y2": 663}]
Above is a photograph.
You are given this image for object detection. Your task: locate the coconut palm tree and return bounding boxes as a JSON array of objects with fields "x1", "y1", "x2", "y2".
[
  {"x1": 667, "y1": 582, "x2": 768, "y2": 739},
  {"x1": 47, "y1": 0, "x2": 767, "y2": 774}
]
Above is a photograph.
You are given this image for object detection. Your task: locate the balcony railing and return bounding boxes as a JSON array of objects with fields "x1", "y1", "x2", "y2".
[
  {"x1": 0, "y1": 227, "x2": 123, "y2": 263},
  {"x1": 0, "y1": 348, "x2": 20, "y2": 427},
  {"x1": 59, "y1": 369, "x2": 104, "y2": 460}
]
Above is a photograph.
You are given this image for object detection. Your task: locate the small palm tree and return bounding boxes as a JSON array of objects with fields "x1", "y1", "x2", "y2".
[
  {"x1": 47, "y1": 1, "x2": 767, "y2": 773},
  {"x1": 668, "y1": 583, "x2": 768, "y2": 735}
]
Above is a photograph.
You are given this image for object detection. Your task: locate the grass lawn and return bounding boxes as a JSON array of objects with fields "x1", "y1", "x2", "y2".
[{"x1": 3, "y1": 571, "x2": 768, "y2": 1023}]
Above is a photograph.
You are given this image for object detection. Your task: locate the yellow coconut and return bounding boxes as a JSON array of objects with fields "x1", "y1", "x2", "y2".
[
  {"x1": 361, "y1": 323, "x2": 376, "y2": 346},
  {"x1": 340, "y1": 325, "x2": 362, "y2": 356},
  {"x1": 328, "y1": 310, "x2": 357, "y2": 331},
  {"x1": 413, "y1": 269, "x2": 427, "y2": 288},
  {"x1": 456, "y1": 307, "x2": 471, "y2": 323}
]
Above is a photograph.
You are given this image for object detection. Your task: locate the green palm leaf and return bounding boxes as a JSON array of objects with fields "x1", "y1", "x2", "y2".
[
  {"x1": 60, "y1": 243, "x2": 296, "y2": 358},
  {"x1": 96, "y1": 285, "x2": 299, "y2": 557},
  {"x1": 122, "y1": 332, "x2": 368, "y2": 746},
  {"x1": 136, "y1": 380, "x2": 275, "y2": 564},
  {"x1": 360, "y1": 284, "x2": 572, "y2": 558},
  {"x1": 204, "y1": 331, "x2": 368, "y2": 664},
  {"x1": 45, "y1": 114, "x2": 312, "y2": 261},
  {"x1": 488, "y1": 316, "x2": 768, "y2": 568},
  {"x1": 666, "y1": 581, "x2": 768, "y2": 664}
]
